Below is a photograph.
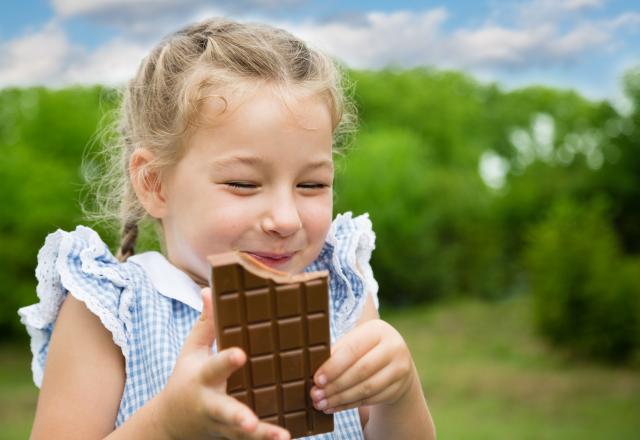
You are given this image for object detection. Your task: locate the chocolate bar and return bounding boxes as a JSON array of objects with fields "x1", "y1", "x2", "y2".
[{"x1": 208, "y1": 252, "x2": 334, "y2": 438}]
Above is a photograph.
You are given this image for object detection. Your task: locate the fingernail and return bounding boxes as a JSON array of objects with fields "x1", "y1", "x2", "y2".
[
  {"x1": 312, "y1": 389, "x2": 325, "y2": 400},
  {"x1": 316, "y1": 374, "x2": 327, "y2": 386},
  {"x1": 316, "y1": 399, "x2": 327, "y2": 410},
  {"x1": 324, "y1": 407, "x2": 335, "y2": 414}
]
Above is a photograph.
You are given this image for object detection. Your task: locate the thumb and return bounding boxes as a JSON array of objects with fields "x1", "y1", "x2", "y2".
[
  {"x1": 182, "y1": 287, "x2": 215, "y2": 353},
  {"x1": 200, "y1": 347, "x2": 247, "y2": 385}
]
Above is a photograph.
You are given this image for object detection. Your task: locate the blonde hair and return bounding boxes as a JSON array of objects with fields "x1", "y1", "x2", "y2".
[{"x1": 88, "y1": 18, "x2": 357, "y2": 261}]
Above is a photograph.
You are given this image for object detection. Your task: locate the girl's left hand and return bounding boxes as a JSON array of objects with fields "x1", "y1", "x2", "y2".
[{"x1": 309, "y1": 319, "x2": 417, "y2": 413}]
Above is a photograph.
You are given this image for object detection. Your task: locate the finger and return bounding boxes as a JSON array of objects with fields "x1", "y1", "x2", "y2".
[
  {"x1": 182, "y1": 288, "x2": 215, "y2": 353},
  {"x1": 311, "y1": 344, "x2": 387, "y2": 403},
  {"x1": 314, "y1": 365, "x2": 403, "y2": 412},
  {"x1": 314, "y1": 324, "x2": 381, "y2": 387},
  {"x1": 324, "y1": 383, "x2": 401, "y2": 414},
  {"x1": 222, "y1": 420, "x2": 290, "y2": 440},
  {"x1": 200, "y1": 347, "x2": 247, "y2": 385},
  {"x1": 208, "y1": 404, "x2": 290, "y2": 440},
  {"x1": 249, "y1": 421, "x2": 291, "y2": 440},
  {"x1": 204, "y1": 391, "x2": 259, "y2": 432}
]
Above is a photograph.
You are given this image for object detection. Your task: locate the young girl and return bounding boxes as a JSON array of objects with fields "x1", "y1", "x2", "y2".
[{"x1": 19, "y1": 18, "x2": 435, "y2": 439}]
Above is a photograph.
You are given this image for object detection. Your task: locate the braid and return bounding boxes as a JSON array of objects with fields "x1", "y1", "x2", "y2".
[{"x1": 116, "y1": 221, "x2": 139, "y2": 262}]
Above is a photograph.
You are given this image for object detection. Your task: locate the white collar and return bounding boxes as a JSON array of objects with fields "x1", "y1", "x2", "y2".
[{"x1": 128, "y1": 251, "x2": 203, "y2": 312}]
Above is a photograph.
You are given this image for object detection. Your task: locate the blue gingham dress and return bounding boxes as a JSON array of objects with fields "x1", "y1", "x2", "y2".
[{"x1": 19, "y1": 212, "x2": 379, "y2": 439}]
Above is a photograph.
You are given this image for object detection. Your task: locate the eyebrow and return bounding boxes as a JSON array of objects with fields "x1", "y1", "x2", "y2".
[
  {"x1": 211, "y1": 155, "x2": 263, "y2": 171},
  {"x1": 210, "y1": 155, "x2": 333, "y2": 172}
]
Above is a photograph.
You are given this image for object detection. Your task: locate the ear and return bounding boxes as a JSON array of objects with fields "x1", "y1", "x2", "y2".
[{"x1": 129, "y1": 148, "x2": 167, "y2": 219}]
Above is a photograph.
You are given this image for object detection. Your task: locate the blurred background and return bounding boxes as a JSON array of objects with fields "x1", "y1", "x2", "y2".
[{"x1": 1, "y1": 1, "x2": 639, "y2": 438}]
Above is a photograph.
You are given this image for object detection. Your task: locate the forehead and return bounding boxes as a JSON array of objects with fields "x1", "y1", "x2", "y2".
[
  {"x1": 188, "y1": 84, "x2": 334, "y2": 157},
  {"x1": 199, "y1": 83, "x2": 331, "y2": 130}
]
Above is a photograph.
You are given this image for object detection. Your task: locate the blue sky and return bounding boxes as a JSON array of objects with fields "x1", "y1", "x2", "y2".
[{"x1": 1, "y1": 0, "x2": 638, "y2": 103}]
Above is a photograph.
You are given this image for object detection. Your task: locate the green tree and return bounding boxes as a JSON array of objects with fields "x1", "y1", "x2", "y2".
[{"x1": 525, "y1": 198, "x2": 640, "y2": 361}]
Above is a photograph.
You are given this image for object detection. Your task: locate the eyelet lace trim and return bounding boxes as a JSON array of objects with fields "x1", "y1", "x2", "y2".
[
  {"x1": 314, "y1": 212, "x2": 379, "y2": 336},
  {"x1": 18, "y1": 226, "x2": 135, "y2": 387}
]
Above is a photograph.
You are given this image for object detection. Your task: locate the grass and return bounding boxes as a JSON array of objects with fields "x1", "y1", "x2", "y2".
[
  {"x1": 0, "y1": 339, "x2": 37, "y2": 440},
  {"x1": 384, "y1": 296, "x2": 640, "y2": 439},
  {"x1": 2, "y1": 296, "x2": 639, "y2": 439}
]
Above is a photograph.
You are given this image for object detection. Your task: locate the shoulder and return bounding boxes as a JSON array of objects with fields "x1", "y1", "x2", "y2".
[
  {"x1": 37, "y1": 225, "x2": 133, "y2": 284},
  {"x1": 18, "y1": 225, "x2": 142, "y2": 386}
]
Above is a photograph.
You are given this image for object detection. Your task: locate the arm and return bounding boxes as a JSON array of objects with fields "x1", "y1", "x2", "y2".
[
  {"x1": 31, "y1": 295, "x2": 126, "y2": 439},
  {"x1": 313, "y1": 292, "x2": 436, "y2": 439},
  {"x1": 31, "y1": 294, "x2": 177, "y2": 439},
  {"x1": 355, "y1": 294, "x2": 378, "y2": 428},
  {"x1": 356, "y1": 295, "x2": 435, "y2": 439}
]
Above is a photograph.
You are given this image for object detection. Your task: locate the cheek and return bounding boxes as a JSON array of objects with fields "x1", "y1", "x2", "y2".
[
  {"x1": 195, "y1": 194, "x2": 262, "y2": 247},
  {"x1": 300, "y1": 195, "x2": 333, "y2": 242}
]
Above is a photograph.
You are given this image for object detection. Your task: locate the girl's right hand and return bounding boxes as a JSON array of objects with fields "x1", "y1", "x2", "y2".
[{"x1": 156, "y1": 288, "x2": 290, "y2": 440}]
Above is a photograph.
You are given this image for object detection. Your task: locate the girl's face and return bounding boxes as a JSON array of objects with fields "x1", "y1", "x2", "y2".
[{"x1": 159, "y1": 86, "x2": 334, "y2": 284}]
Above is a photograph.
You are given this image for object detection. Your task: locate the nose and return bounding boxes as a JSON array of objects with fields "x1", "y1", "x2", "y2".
[{"x1": 260, "y1": 190, "x2": 302, "y2": 238}]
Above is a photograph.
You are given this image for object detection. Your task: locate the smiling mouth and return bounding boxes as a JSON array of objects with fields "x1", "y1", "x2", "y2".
[{"x1": 245, "y1": 252, "x2": 295, "y2": 268}]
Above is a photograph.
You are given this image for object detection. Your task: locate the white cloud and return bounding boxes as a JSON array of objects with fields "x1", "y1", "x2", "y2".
[
  {"x1": 52, "y1": 0, "x2": 172, "y2": 17},
  {"x1": 447, "y1": 25, "x2": 554, "y2": 68},
  {"x1": 4, "y1": 1, "x2": 637, "y2": 97},
  {"x1": 278, "y1": 6, "x2": 632, "y2": 71},
  {"x1": 605, "y1": 12, "x2": 640, "y2": 30},
  {"x1": 284, "y1": 9, "x2": 448, "y2": 68},
  {"x1": 0, "y1": 22, "x2": 77, "y2": 86},
  {"x1": 551, "y1": 23, "x2": 612, "y2": 58},
  {"x1": 51, "y1": 0, "x2": 298, "y2": 16},
  {"x1": 514, "y1": 0, "x2": 604, "y2": 24},
  {"x1": 51, "y1": 0, "x2": 304, "y2": 34},
  {"x1": 0, "y1": 21, "x2": 148, "y2": 87},
  {"x1": 563, "y1": 0, "x2": 604, "y2": 12},
  {"x1": 63, "y1": 39, "x2": 149, "y2": 86}
]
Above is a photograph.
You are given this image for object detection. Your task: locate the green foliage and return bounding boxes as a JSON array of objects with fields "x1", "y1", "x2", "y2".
[
  {"x1": 525, "y1": 198, "x2": 640, "y2": 361},
  {"x1": 1, "y1": 67, "x2": 639, "y2": 364},
  {"x1": 351, "y1": 68, "x2": 489, "y2": 168},
  {"x1": 335, "y1": 128, "x2": 509, "y2": 304},
  {"x1": 0, "y1": 87, "x2": 116, "y2": 337},
  {"x1": 586, "y1": 68, "x2": 640, "y2": 254}
]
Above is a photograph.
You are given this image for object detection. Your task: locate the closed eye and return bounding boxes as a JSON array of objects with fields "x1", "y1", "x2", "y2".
[
  {"x1": 223, "y1": 182, "x2": 260, "y2": 195},
  {"x1": 298, "y1": 183, "x2": 329, "y2": 189},
  {"x1": 226, "y1": 181, "x2": 258, "y2": 189}
]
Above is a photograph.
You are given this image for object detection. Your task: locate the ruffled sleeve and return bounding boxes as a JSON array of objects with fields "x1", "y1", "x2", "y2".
[
  {"x1": 17, "y1": 226, "x2": 135, "y2": 387},
  {"x1": 307, "y1": 212, "x2": 379, "y2": 337}
]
